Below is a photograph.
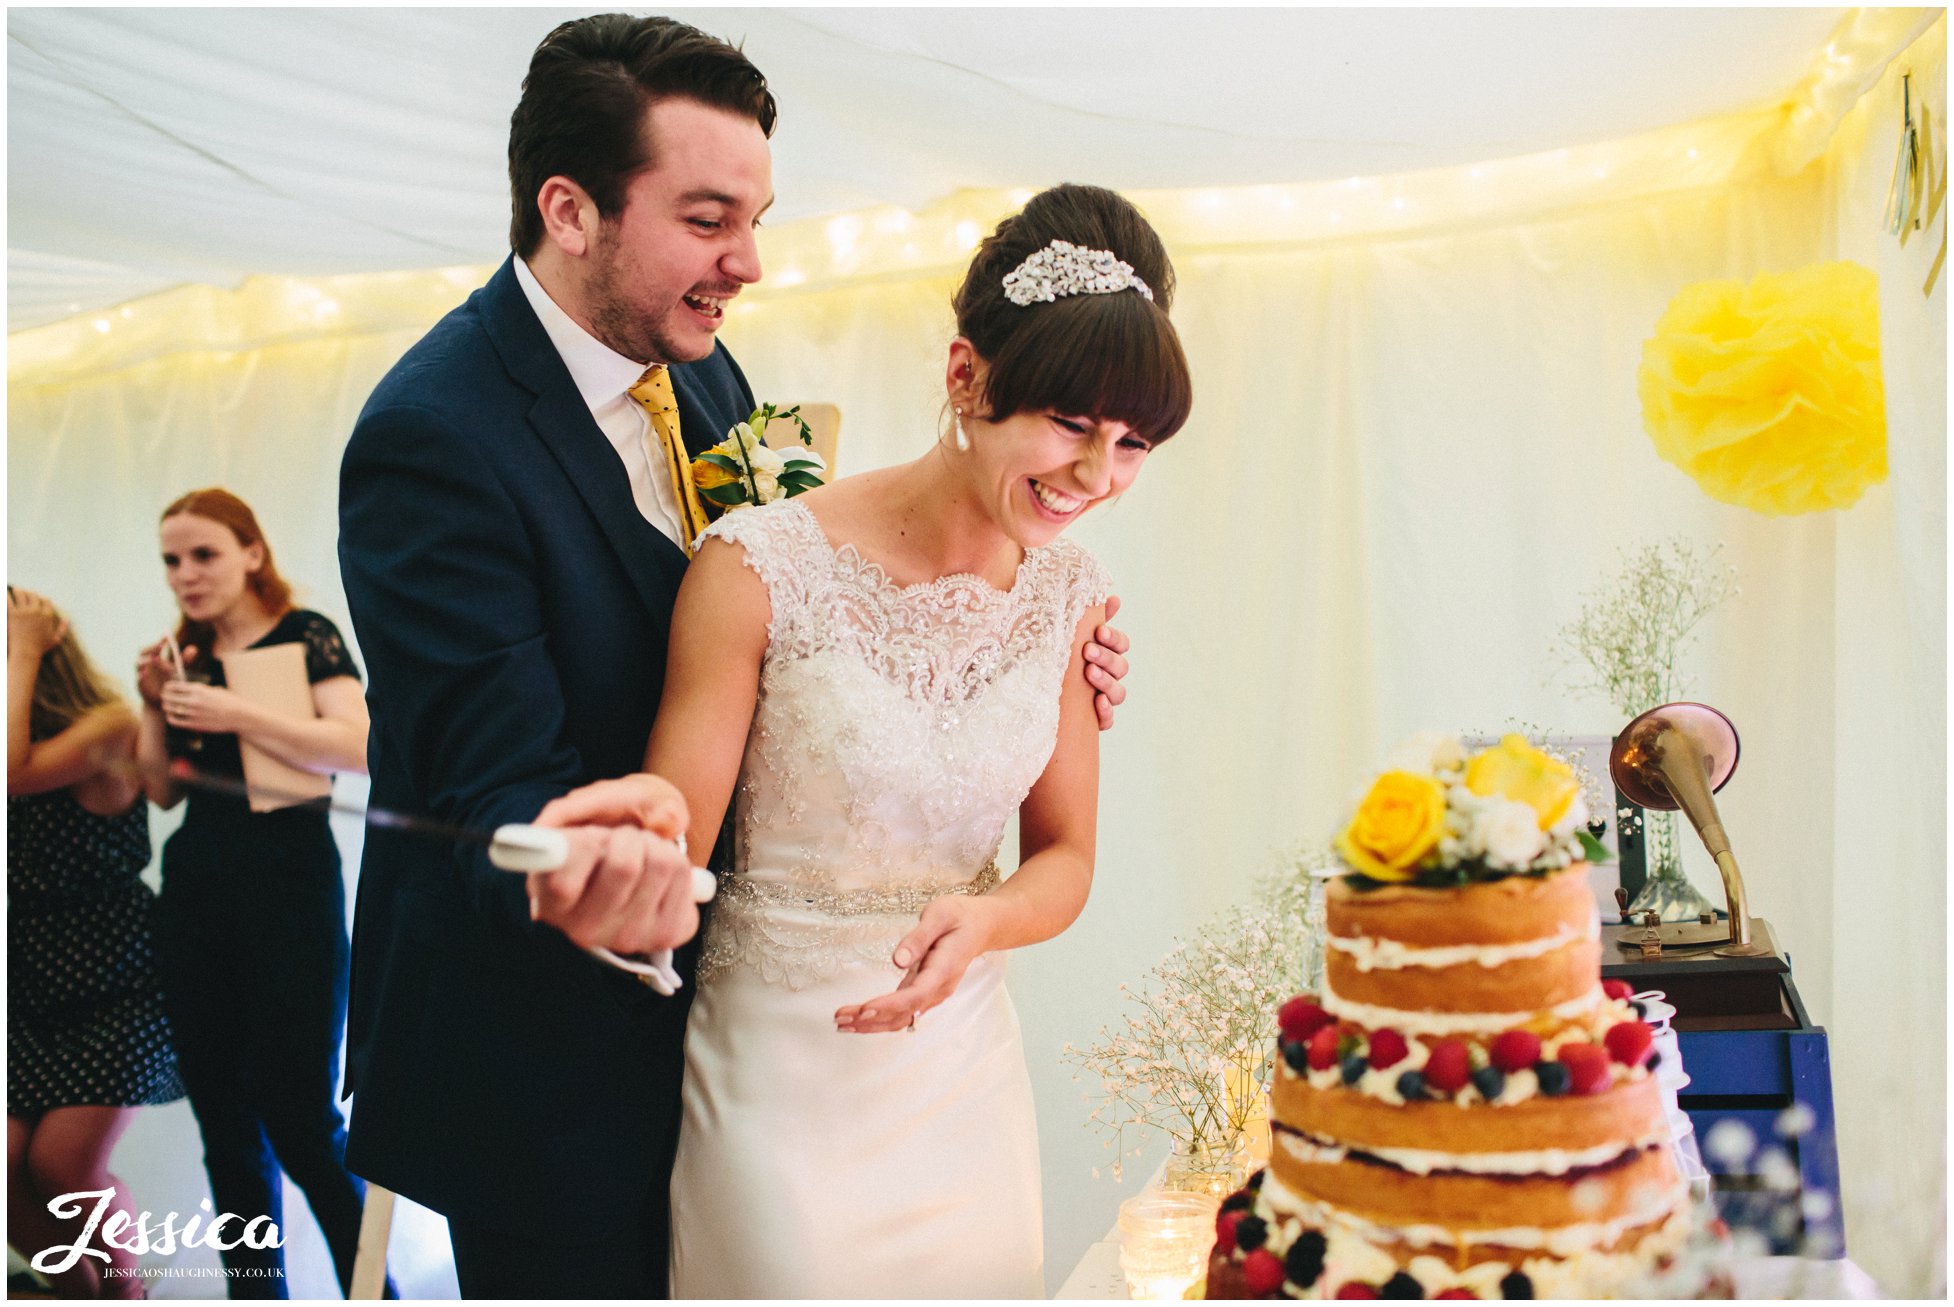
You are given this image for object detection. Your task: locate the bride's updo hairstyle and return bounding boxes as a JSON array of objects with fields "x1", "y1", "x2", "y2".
[{"x1": 952, "y1": 184, "x2": 1192, "y2": 447}]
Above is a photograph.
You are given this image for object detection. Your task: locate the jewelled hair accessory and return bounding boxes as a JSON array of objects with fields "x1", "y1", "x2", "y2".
[{"x1": 1001, "y1": 240, "x2": 1153, "y2": 307}]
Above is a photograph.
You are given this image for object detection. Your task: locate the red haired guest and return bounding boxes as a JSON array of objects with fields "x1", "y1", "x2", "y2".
[{"x1": 134, "y1": 489, "x2": 381, "y2": 1298}]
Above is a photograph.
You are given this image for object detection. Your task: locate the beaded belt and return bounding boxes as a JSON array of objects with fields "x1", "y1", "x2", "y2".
[{"x1": 715, "y1": 860, "x2": 1003, "y2": 918}]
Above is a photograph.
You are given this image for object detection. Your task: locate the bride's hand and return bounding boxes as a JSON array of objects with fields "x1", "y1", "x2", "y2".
[
  {"x1": 834, "y1": 896, "x2": 1002, "y2": 1035},
  {"x1": 534, "y1": 773, "x2": 689, "y2": 841}
]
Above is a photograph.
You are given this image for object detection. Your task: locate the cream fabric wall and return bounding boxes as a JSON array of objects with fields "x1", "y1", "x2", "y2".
[
  {"x1": 1816, "y1": 18, "x2": 1947, "y2": 1297},
  {"x1": 7, "y1": 27, "x2": 1942, "y2": 1293}
]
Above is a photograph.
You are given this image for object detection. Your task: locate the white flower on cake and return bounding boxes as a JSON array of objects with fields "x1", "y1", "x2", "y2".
[
  {"x1": 1476, "y1": 797, "x2": 1549, "y2": 870},
  {"x1": 1384, "y1": 731, "x2": 1467, "y2": 776}
]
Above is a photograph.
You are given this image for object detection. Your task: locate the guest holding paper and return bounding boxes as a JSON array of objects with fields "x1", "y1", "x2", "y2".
[
  {"x1": 9, "y1": 587, "x2": 182, "y2": 1298},
  {"x1": 133, "y1": 488, "x2": 378, "y2": 1298}
]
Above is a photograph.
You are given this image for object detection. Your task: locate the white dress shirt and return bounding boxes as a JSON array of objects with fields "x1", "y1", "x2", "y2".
[
  {"x1": 513, "y1": 257, "x2": 687, "y2": 547},
  {"x1": 511, "y1": 258, "x2": 691, "y2": 995}
]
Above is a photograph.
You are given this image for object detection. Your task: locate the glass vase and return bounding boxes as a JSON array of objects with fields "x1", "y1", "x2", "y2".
[
  {"x1": 1626, "y1": 808, "x2": 1720, "y2": 923},
  {"x1": 1299, "y1": 872, "x2": 1328, "y2": 994},
  {"x1": 1161, "y1": 1134, "x2": 1253, "y2": 1200}
]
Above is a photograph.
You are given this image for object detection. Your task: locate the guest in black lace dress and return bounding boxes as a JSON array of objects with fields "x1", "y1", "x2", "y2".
[
  {"x1": 8, "y1": 586, "x2": 183, "y2": 1299},
  {"x1": 133, "y1": 490, "x2": 381, "y2": 1299}
]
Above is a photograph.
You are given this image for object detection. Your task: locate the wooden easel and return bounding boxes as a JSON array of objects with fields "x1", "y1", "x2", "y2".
[{"x1": 348, "y1": 1185, "x2": 393, "y2": 1299}]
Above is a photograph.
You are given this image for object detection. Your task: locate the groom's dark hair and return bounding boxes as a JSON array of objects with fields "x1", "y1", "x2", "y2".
[{"x1": 509, "y1": 14, "x2": 776, "y2": 256}]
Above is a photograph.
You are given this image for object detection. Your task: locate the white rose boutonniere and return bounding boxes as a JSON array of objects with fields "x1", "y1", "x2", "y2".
[{"x1": 691, "y1": 403, "x2": 826, "y2": 515}]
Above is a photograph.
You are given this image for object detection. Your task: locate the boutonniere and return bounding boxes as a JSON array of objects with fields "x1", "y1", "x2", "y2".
[{"x1": 690, "y1": 403, "x2": 826, "y2": 514}]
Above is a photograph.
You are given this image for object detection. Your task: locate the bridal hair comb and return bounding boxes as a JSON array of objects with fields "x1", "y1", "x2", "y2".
[{"x1": 1001, "y1": 240, "x2": 1153, "y2": 307}]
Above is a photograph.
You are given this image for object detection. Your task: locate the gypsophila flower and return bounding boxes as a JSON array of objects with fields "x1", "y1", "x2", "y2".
[
  {"x1": 1553, "y1": 537, "x2": 1738, "y2": 719},
  {"x1": 1062, "y1": 863, "x2": 1323, "y2": 1170}
]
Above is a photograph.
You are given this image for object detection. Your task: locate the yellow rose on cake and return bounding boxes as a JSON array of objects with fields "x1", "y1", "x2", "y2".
[
  {"x1": 1336, "y1": 771, "x2": 1447, "y2": 882},
  {"x1": 1464, "y1": 734, "x2": 1581, "y2": 831}
]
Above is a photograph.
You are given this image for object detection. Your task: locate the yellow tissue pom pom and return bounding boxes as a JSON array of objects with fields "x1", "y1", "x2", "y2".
[
  {"x1": 1638, "y1": 261, "x2": 1886, "y2": 515},
  {"x1": 1465, "y1": 735, "x2": 1580, "y2": 831},
  {"x1": 1336, "y1": 771, "x2": 1447, "y2": 882}
]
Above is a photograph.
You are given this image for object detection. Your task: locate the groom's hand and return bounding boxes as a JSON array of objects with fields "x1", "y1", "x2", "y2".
[
  {"x1": 1085, "y1": 594, "x2": 1130, "y2": 732},
  {"x1": 524, "y1": 825, "x2": 699, "y2": 955},
  {"x1": 528, "y1": 776, "x2": 697, "y2": 954}
]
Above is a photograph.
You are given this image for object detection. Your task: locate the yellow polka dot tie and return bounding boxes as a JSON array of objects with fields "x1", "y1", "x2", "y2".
[{"x1": 628, "y1": 364, "x2": 712, "y2": 556}]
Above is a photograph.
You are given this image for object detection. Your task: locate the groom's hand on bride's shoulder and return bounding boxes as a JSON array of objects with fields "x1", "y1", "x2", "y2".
[
  {"x1": 523, "y1": 825, "x2": 700, "y2": 955},
  {"x1": 1085, "y1": 594, "x2": 1131, "y2": 732}
]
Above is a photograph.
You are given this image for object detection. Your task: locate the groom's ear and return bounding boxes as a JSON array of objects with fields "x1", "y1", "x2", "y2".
[{"x1": 536, "y1": 176, "x2": 598, "y2": 259}]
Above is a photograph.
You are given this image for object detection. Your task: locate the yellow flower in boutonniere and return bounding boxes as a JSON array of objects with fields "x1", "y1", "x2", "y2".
[
  {"x1": 1336, "y1": 771, "x2": 1447, "y2": 882},
  {"x1": 691, "y1": 452, "x2": 740, "y2": 496},
  {"x1": 1638, "y1": 261, "x2": 1885, "y2": 515},
  {"x1": 1464, "y1": 735, "x2": 1580, "y2": 831},
  {"x1": 690, "y1": 404, "x2": 826, "y2": 515}
]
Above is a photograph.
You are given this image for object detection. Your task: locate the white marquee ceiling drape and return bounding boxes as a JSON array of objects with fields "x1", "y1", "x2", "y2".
[{"x1": 7, "y1": 6, "x2": 1855, "y2": 330}]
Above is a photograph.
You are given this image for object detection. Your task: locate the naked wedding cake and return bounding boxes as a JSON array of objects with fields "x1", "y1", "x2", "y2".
[{"x1": 1205, "y1": 735, "x2": 1696, "y2": 1300}]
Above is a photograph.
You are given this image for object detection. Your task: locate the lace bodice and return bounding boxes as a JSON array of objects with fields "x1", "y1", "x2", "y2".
[{"x1": 694, "y1": 499, "x2": 1110, "y2": 988}]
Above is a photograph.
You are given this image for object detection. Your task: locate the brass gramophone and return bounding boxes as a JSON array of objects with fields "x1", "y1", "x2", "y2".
[{"x1": 1608, "y1": 702, "x2": 1771, "y2": 959}]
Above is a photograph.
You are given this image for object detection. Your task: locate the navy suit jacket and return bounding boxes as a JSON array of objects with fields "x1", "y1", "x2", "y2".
[{"x1": 337, "y1": 257, "x2": 754, "y2": 1236}]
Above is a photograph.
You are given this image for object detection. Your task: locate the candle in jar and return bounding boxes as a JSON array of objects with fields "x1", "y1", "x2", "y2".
[{"x1": 1118, "y1": 1190, "x2": 1220, "y2": 1300}]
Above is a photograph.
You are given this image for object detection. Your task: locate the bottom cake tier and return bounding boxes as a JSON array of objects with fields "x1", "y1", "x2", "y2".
[{"x1": 1204, "y1": 1165, "x2": 1705, "y2": 1299}]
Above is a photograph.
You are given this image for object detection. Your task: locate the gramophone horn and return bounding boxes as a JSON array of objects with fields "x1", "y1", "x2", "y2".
[{"x1": 1609, "y1": 703, "x2": 1768, "y2": 957}]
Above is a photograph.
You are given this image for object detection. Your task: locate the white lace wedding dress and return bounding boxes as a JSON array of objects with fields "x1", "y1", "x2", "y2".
[{"x1": 668, "y1": 499, "x2": 1109, "y2": 1299}]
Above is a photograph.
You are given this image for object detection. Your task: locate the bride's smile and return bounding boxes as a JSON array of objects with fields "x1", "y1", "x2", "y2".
[
  {"x1": 968, "y1": 407, "x2": 1152, "y2": 547},
  {"x1": 1028, "y1": 477, "x2": 1086, "y2": 518}
]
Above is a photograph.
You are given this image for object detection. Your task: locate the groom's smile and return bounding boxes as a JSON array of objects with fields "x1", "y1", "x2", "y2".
[{"x1": 681, "y1": 291, "x2": 731, "y2": 323}]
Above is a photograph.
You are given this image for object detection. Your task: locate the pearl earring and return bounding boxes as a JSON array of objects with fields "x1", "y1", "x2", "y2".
[{"x1": 953, "y1": 406, "x2": 970, "y2": 452}]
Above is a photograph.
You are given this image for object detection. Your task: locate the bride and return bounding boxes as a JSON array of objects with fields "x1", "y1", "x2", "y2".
[{"x1": 561, "y1": 183, "x2": 1190, "y2": 1297}]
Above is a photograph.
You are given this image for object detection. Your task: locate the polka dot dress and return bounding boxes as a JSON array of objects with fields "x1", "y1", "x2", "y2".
[{"x1": 8, "y1": 791, "x2": 184, "y2": 1113}]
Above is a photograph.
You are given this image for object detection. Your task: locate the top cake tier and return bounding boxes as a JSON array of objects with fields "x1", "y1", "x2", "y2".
[{"x1": 1323, "y1": 867, "x2": 1601, "y2": 1031}]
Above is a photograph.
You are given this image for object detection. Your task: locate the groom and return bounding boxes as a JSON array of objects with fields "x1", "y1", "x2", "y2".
[{"x1": 338, "y1": 13, "x2": 1131, "y2": 1298}]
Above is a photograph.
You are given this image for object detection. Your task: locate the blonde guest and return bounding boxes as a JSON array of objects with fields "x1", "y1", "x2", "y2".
[{"x1": 8, "y1": 587, "x2": 182, "y2": 1298}]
